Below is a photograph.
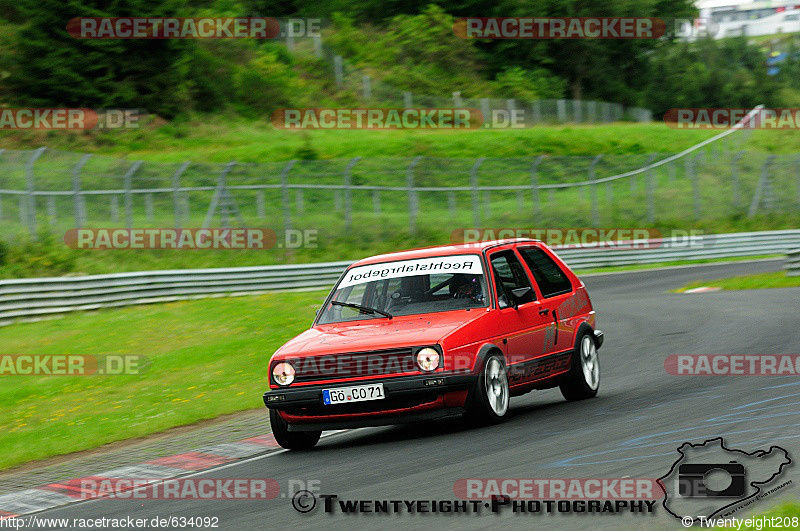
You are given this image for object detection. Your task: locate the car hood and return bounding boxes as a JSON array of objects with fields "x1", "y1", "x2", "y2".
[{"x1": 276, "y1": 310, "x2": 487, "y2": 357}]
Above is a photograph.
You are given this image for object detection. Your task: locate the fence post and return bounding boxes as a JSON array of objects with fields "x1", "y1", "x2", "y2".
[
  {"x1": 285, "y1": 21, "x2": 295, "y2": 51},
  {"x1": 0, "y1": 149, "x2": 4, "y2": 219},
  {"x1": 557, "y1": 99, "x2": 567, "y2": 123},
  {"x1": 343, "y1": 157, "x2": 359, "y2": 231},
  {"x1": 636, "y1": 154, "x2": 656, "y2": 192},
  {"x1": 110, "y1": 195, "x2": 119, "y2": 223},
  {"x1": 122, "y1": 160, "x2": 142, "y2": 229},
  {"x1": 453, "y1": 91, "x2": 462, "y2": 107},
  {"x1": 516, "y1": 190, "x2": 523, "y2": 210},
  {"x1": 333, "y1": 55, "x2": 343, "y2": 86},
  {"x1": 731, "y1": 151, "x2": 744, "y2": 209},
  {"x1": 362, "y1": 75, "x2": 371, "y2": 100},
  {"x1": 47, "y1": 196, "x2": 56, "y2": 224},
  {"x1": 668, "y1": 159, "x2": 675, "y2": 183},
  {"x1": 448, "y1": 192, "x2": 456, "y2": 217},
  {"x1": 406, "y1": 156, "x2": 422, "y2": 234},
  {"x1": 480, "y1": 99, "x2": 490, "y2": 125},
  {"x1": 145, "y1": 194, "x2": 154, "y2": 221},
  {"x1": 72, "y1": 154, "x2": 91, "y2": 229},
  {"x1": 471, "y1": 158, "x2": 485, "y2": 228},
  {"x1": 506, "y1": 99, "x2": 516, "y2": 115},
  {"x1": 587, "y1": 101, "x2": 596, "y2": 124},
  {"x1": 646, "y1": 163, "x2": 655, "y2": 224},
  {"x1": 572, "y1": 100, "x2": 582, "y2": 123},
  {"x1": 256, "y1": 191, "x2": 266, "y2": 219},
  {"x1": 403, "y1": 91, "x2": 412, "y2": 109},
  {"x1": 749, "y1": 156, "x2": 776, "y2": 217},
  {"x1": 795, "y1": 156, "x2": 800, "y2": 209},
  {"x1": 531, "y1": 156, "x2": 543, "y2": 220},
  {"x1": 313, "y1": 34, "x2": 323, "y2": 58},
  {"x1": 590, "y1": 155, "x2": 602, "y2": 225},
  {"x1": 372, "y1": 190, "x2": 381, "y2": 214},
  {"x1": 171, "y1": 161, "x2": 190, "y2": 228},
  {"x1": 690, "y1": 153, "x2": 701, "y2": 219},
  {"x1": 202, "y1": 162, "x2": 236, "y2": 228},
  {"x1": 280, "y1": 160, "x2": 297, "y2": 233},
  {"x1": 296, "y1": 190, "x2": 304, "y2": 216},
  {"x1": 532, "y1": 101, "x2": 541, "y2": 124},
  {"x1": 24, "y1": 147, "x2": 46, "y2": 236}
]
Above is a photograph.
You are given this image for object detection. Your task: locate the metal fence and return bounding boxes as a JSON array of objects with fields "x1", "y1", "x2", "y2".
[
  {"x1": 1, "y1": 230, "x2": 796, "y2": 324},
  {"x1": 2, "y1": 119, "x2": 796, "y2": 239}
]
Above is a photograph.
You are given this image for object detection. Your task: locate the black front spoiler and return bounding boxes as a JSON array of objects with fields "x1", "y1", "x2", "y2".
[{"x1": 263, "y1": 373, "x2": 477, "y2": 430}]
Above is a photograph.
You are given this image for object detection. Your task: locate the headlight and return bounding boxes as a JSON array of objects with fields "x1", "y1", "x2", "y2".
[
  {"x1": 416, "y1": 347, "x2": 440, "y2": 372},
  {"x1": 272, "y1": 362, "x2": 295, "y2": 386}
]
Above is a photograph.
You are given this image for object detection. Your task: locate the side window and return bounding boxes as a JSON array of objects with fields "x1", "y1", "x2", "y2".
[
  {"x1": 489, "y1": 250, "x2": 535, "y2": 306},
  {"x1": 518, "y1": 247, "x2": 573, "y2": 298}
]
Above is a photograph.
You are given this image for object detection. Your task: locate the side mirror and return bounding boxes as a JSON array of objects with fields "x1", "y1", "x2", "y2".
[
  {"x1": 510, "y1": 287, "x2": 532, "y2": 307},
  {"x1": 497, "y1": 294, "x2": 510, "y2": 309}
]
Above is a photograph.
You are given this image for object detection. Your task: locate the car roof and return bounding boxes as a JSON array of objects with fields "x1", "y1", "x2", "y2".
[{"x1": 350, "y1": 239, "x2": 542, "y2": 267}]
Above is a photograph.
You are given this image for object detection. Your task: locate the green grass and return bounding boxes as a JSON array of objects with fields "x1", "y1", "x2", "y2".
[
  {"x1": 575, "y1": 254, "x2": 781, "y2": 275},
  {"x1": 2, "y1": 117, "x2": 798, "y2": 162},
  {"x1": 676, "y1": 271, "x2": 800, "y2": 292},
  {"x1": 0, "y1": 290, "x2": 327, "y2": 471},
  {"x1": 736, "y1": 501, "x2": 800, "y2": 528}
]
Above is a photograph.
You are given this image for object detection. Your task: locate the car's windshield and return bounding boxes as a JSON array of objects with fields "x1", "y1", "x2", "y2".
[{"x1": 317, "y1": 254, "x2": 488, "y2": 324}]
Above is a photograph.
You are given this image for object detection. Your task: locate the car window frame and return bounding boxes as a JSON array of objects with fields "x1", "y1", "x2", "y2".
[
  {"x1": 516, "y1": 245, "x2": 574, "y2": 299},
  {"x1": 486, "y1": 248, "x2": 537, "y2": 308}
]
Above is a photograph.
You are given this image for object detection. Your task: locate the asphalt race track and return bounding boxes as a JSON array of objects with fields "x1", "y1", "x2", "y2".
[{"x1": 31, "y1": 259, "x2": 800, "y2": 530}]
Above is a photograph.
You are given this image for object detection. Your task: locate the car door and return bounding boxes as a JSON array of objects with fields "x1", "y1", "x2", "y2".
[
  {"x1": 516, "y1": 244, "x2": 576, "y2": 375},
  {"x1": 486, "y1": 248, "x2": 553, "y2": 386}
]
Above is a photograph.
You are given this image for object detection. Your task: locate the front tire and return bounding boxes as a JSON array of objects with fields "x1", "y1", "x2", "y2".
[
  {"x1": 269, "y1": 408, "x2": 321, "y2": 450},
  {"x1": 466, "y1": 353, "x2": 510, "y2": 424},
  {"x1": 559, "y1": 332, "x2": 600, "y2": 401}
]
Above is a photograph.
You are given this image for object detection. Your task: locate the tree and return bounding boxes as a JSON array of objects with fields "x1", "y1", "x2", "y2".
[{"x1": 8, "y1": 0, "x2": 194, "y2": 117}]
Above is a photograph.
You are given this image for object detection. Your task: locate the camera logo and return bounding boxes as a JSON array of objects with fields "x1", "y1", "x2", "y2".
[
  {"x1": 677, "y1": 462, "x2": 745, "y2": 498},
  {"x1": 659, "y1": 438, "x2": 791, "y2": 523}
]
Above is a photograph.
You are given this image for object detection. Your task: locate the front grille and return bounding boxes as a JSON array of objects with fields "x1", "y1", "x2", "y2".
[
  {"x1": 291, "y1": 348, "x2": 417, "y2": 383},
  {"x1": 286, "y1": 394, "x2": 435, "y2": 417}
]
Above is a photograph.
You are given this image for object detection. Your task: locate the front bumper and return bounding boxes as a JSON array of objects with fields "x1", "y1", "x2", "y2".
[{"x1": 263, "y1": 373, "x2": 477, "y2": 430}]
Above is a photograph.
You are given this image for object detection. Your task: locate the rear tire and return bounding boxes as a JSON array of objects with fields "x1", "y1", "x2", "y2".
[
  {"x1": 269, "y1": 408, "x2": 321, "y2": 450},
  {"x1": 559, "y1": 332, "x2": 600, "y2": 401},
  {"x1": 466, "y1": 353, "x2": 510, "y2": 424}
]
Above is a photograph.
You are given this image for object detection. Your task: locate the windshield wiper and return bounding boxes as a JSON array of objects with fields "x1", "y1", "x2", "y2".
[{"x1": 331, "y1": 301, "x2": 393, "y2": 319}]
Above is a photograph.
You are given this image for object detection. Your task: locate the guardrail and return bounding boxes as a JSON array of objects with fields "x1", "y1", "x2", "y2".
[
  {"x1": 1, "y1": 230, "x2": 797, "y2": 324},
  {"x1": 786, "y1": 248, "x2": 800, "y2": 277}
]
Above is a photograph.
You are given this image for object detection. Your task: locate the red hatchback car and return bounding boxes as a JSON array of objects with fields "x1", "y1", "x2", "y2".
[{"x1": 263, "y1": 239, "x2": 604, "y2": 449}]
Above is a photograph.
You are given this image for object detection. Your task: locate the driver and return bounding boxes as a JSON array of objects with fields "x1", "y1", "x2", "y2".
[{"x1": 449, "y1": 274, "x2": 481, "y2": 300}]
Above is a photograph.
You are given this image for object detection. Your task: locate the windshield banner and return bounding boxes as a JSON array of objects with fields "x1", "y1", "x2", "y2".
[{"x1": 339, "y1": 255, "x2": 484, "y2": 289}]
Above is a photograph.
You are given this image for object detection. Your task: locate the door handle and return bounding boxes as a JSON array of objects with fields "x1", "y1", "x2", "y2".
[{"x1": 538, "y1": 308, "x2": 549, "y2": 315}]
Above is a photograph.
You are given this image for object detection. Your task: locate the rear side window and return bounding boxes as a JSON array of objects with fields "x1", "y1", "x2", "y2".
[{"x1": 518, "y1": 247, "x2": 572, "y2": 298}]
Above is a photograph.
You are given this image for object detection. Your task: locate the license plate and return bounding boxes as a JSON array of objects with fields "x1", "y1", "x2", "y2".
[{"x1": 322, "y1": 383, "x2": 385, "y2": 405}]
